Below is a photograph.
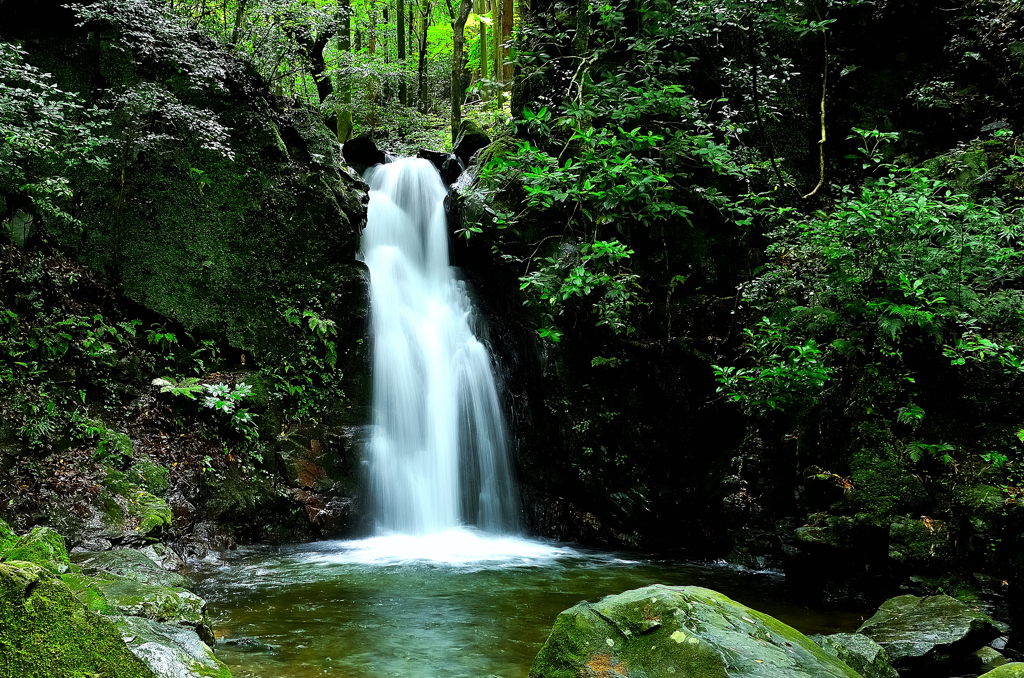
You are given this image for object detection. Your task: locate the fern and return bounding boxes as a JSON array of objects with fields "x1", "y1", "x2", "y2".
[{"x1": 152, "y1": 376, "x2": 203, "y2": 399}]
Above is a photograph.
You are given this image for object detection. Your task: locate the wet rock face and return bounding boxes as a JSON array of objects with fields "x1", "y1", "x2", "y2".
[
  {"x1": 416, "y1": 149, "x2": 464, "y2": 186},
  {"x1": 112, "y1": 615, "x2": 231, "y2": 678},
  {"x1": 528, "y1": 584, "x2": 862, "y2": 678},
  {"x1": 452, "y1": 119, "x2": 491, "y2": 167},
  {"x1": 343, "y1": 135, "x2": 386, "y2": 173},
  {"x1": 856, "y1": 594, "x2": 1003, "y2": 672},
  {"x1": 810, "y1": 633, "x2": 898, "y2": 678},
  {"x1": 74, "y1": 549, "x2": 193, "y2": 590}
]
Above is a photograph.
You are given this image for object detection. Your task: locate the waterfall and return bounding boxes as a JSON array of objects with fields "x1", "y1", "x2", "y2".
[{"x1": 361, "y1": 157, "x2": 519, "y2": 536}]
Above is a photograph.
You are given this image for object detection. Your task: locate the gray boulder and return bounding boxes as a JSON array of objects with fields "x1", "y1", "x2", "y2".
[
  {"x1": 113, "y1": 615, "x2": 231, "y2": 678},
  {"x1": 528, "y1": 584, "x2": 862, "y2": 678},
  {"x1": 856, "y1": 594, "x2": 1002, "y2": 672},
  {"x1": 810, "y1": 633, "x2": 897, "y2": 678},
  {"x1": 74, "y1": 548, "x2": 193, "y2": 590}
]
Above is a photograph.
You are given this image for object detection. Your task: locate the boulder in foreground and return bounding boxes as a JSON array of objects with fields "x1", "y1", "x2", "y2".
[
  {"x1": 981, "y1": 663, "x2": 1024, "y2": 677},
  {"x1": 0, "y1": 562, "x2": 155, "y2": 678},
  {"x1": 810, "y1": 633, "x2": 898, "y2": 678},
  {"x1": 856, "y1": 594, "x2": 1002, "y2": 672},
  {"x1": 528, "y1": 584, "x2": 862, "y2": 678}
]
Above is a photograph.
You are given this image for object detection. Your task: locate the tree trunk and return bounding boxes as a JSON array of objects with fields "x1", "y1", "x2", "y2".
[
  {"x1": 450, "y1": 0, "x2": 473, "y2": 143},
  {"x1": 510, "y1": 0, "x2": 530, "y2": 117},
  {"x1": 311, "y1": 33, "x2": 334, "y2": 103},
  {"x1": 230, "y1": 0, "x2": 247, "y2": 47},
  {"x1": 398, "y1": 0, "x2": 407, "y2": 105},
  {"x1": 492, "y1": 0, "x2": 501, "y2": 88},
  {"x1": 501, "y1": 0, "x2": 513, "y2": 81},
  {"x1": 418, "y1": 1, "x2": 430, "y2": 111},
  {"x1": 475, "y1": 0, "x2": 487, "y2": 98},
  {"x1": 408, "y1": 1, "x2": 415, "y2": 56},
  {"x1": 337, "y1": 0, "x2": 354, "y2": 142}
]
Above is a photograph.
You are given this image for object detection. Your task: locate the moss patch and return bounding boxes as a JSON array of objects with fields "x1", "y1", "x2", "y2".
[
  {"x1": 0, "y1": 526, "x2": 71, "y2": 574},
  {"x1": 528, "y1": 584, "x2": 862, "y2": 678},
  {"x1": 0, "y1": 562, "x2": 155, "y2": 678}
]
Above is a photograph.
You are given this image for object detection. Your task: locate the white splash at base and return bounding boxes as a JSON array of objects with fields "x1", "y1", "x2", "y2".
[{"x1": 303, "y1": 528, "x2": 577, "y2": 568}]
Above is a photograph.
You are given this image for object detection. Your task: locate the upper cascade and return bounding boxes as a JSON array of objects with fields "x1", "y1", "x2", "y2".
[{"x1": 361, "y1": 157, "x2": 520, "y2": 536}]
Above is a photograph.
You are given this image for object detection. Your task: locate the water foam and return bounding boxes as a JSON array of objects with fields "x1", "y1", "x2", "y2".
[{"x1": 304, "y1": 528, "x2": 576, "y2": 568}]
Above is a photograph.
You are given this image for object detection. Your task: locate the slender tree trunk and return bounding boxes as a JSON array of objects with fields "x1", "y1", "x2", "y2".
[
  {"x1": 367, "y1": 0, "x2": 378, "y2": 54},
  {"x1": 398, "y1": 0, "x2": 407, "y2": 105},
  {"x1": 478, "y1": 0, "x2": 488, "y2": 98},
  {"x1": 501, "y1": 0, "x2": 513, "y2": 81},
  {"x1": 510, "y1": 0, "x2": 530, "y2": 117},
  {"x1": 418, "y1": 1, "x2": 430, "y2": 111},
  {"x1": 409, "y1": 1, "x2": 415, "y2": 56},
  {"x1": 337, "y1": 0, "x2": 354, "y2": 141},
  {"x1": 230, "y1": 0, "x2": 247, "y2": 47},
  {"x1": 492, "y1": 0, "x2": 501, "y2": 88},
  {"x1": 572, "y1": 0, "x2": 590, "y2": 56},
  {"x1": 450, "y1": 0, "x2": 473, "y2": 143}
]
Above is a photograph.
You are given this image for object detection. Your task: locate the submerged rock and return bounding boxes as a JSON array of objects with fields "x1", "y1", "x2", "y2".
[
  {"x1": 528, "y1": 584, "x2": 862, "y2": 678},
  {"x1": 810, "y1": 633, "x2": 897, "y2": 678},
  {"x1": 218, "y1": 636, "x2": 280, "y2": 653},
  {"x1": 856, "y1": 594, "x2": 1002, "y2": 672}
]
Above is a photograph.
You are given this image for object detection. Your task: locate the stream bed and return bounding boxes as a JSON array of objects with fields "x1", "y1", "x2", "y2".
[{"x1": 194, "y1": 529, "x2": 867, "y2": 678}]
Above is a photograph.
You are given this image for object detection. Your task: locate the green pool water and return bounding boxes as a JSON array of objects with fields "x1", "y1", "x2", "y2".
[{"x1": 194, "y1": 530, "x2": 865, "y2": 678}]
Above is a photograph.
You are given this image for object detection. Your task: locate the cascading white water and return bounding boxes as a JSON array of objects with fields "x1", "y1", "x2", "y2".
[{"x1": 361, "y1": 157, "x2": 519, "y2": 536}]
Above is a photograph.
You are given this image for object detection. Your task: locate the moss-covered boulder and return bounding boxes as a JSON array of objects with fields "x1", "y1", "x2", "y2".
[
  {"x1": 86, "y1": 469, "x2": 175, "y2": 543},
  {"x1": 887, "y1": 516, "x2": 951, "y2": 569},
  {"x1": 856, "y1": 594, "x2": 1002, "y2": 672},
  {"x1": 111, "y1": 615, "x2": 232, "y2": 678},
  {"x1": 73, "y1": 549, "x2": 193, "y2": 590},
  {"x1": 528, "y1": 585, "x2": 863, "y2": 678},
  {"x1": 86, "y1": 574, "x2": 210, "y2": 639},
  {"x1": 0, "y1": 526, "x2": 71, "y2": 574},
  {"x1": 982, "y1": 663, "x2": 1024, "y2": 678},
  {"x1": 0, "y1": 561, "x2": 155, "y2": 678},
  {"x1": 0, "y1": 520, "x2": 16, "y2": 553},
  {"x1": 810, "y1": 633, "x2": 897, "y2": 678}
]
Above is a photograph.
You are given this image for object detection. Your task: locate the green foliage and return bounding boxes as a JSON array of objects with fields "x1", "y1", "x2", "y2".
[
  {"x1": 465, "y1": 0, "x2": 778, "y2": 342},
  {"x1": 0, "y1": 43, "x2": 112, "y2": 227},
  {"x1": 153, "y1": 377, "x2": 257, "y2": 436},
  {"x1": 712, "y1": 318, "x2": 830, "y2": 415},
  {"x1": 268, "y1": 301, "x2": 347, "y2": 418},
  {"x1": 151, "y1": 376, "x2": 204, "y2": 399},
  {"x1": 520, "y1": 240, "x2": 643, "y2": 340},
  {"x1": 713, "y1": 130, "x2": 1024, "y2": 480}
]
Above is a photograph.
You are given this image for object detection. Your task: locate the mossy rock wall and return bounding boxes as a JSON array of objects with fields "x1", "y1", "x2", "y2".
[{"x1": 15, "y1": 20, "x2": 370, "y2": 407}]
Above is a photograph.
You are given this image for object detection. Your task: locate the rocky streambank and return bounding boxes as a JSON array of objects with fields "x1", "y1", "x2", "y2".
[
  {"x1": 0, "y1": 518, "x2": 228, "y2": 678},
  {"x1": 529, "y1": 584, "x2": 1015, "y2": 678}
]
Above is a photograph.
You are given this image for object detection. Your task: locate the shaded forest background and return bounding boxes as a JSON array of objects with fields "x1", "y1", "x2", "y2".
[{"x1": 3, "y1": 0, "x2": 1024, "y2": 615}]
